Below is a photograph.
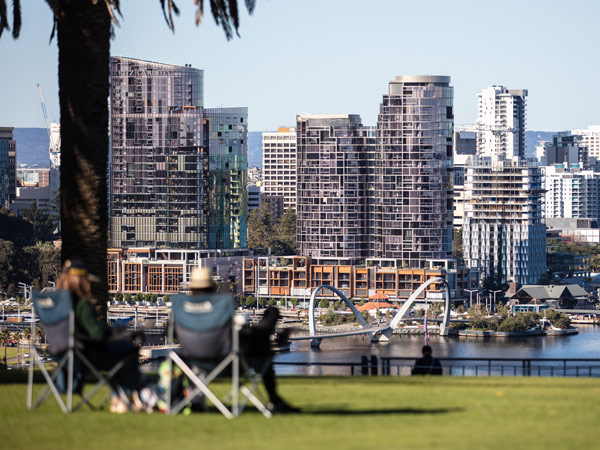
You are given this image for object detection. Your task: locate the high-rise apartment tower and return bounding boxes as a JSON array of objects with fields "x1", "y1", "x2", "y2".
[
  {"x1": 296, "y1": 115, "x2": 374, "y2": 264},
  {"x1": 262, "y1": 127, "x2": 297, "y2": 211},
  {"x1": 476, "y1": 86, "x2": 527, "y2": 160},
  {"x1": 109, "y1": 57, "x2": 247, "y2": 250},
  {"x1": 371, "y1": 76, "x2": 454, "y2": 267},
  {"x1": 463, "y1": 157, "x2": 546, "y2": 285},
  {"x1": 572, "y1": 126, "x2": 600, "y2": 160}
]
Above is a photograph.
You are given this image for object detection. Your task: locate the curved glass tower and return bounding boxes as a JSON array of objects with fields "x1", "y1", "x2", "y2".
[
  {"x1": 109, "y1": 57, "x2": 247, "y2": 250},
  {"x1": 372, "y1": 75, "x2": 454, "y2": 267}
]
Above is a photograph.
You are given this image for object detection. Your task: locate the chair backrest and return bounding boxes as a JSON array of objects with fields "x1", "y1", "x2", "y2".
[
  {"x1": 172, "y1": 293, "x2": 234, "y2": 360},
  {"x1": 32, "y1": 290, "x2": 73, "y2": 355}
]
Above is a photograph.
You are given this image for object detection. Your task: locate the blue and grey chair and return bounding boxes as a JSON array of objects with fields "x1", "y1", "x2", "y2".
[
  {"x1": 27, "y1": 290, "x2": 130, "y2": 413},
  {"x1": 167, "y1": 293, "x2": 272, "y2": 418}
]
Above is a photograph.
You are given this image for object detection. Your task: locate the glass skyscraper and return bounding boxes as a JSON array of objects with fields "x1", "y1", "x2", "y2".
[
  {"x1": 109, "y1": 57, "x2": 247, "y2": 250},
  {"x1": 0, "y1": 127, "x2": 16, "y2": 209}
]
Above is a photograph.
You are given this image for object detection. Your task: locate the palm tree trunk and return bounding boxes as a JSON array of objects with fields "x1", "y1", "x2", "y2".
[{"x1": 56, "y1": 1, "x2": 111, "y2": 320}]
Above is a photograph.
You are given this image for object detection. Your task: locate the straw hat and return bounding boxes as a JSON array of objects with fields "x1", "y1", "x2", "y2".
[{"x1": 188, "y1": 267, "x2": 215, "y2": 290}]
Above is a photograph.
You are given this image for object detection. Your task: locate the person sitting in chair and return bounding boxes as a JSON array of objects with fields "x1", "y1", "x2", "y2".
[
  {"x1": 411, "y1": 345, "x2": 443, "y2": 376},
  {"x1": 57, "y1": 259, "x2": 146, "y2": 413},
  {"x1": 188, "y1": 267, "x2": 299, "y2": 413}
]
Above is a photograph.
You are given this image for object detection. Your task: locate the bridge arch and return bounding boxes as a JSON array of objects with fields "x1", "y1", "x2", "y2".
[
  {"x1": 383, "y1": 276, "x2": 452, "y2": 339},
  {"x1": 308, "y1": 285, "x2": 370, "y2": 347}
]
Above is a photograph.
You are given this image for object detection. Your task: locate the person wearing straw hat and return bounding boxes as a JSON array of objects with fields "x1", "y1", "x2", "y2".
[
  {"x1": 187, "y1": 267, "x2": 299, "y2": 413},
  {"x1": 188, "y1": 266, "x2": 219, "y2": 295}
]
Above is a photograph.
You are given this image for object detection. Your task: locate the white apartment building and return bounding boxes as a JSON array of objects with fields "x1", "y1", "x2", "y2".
[
  {"x1": 463, "y1": 157, "x2": 546, "y2": 285},
  {"x1": 572, "y1": 125, "x2": 600, "y2": 159},
  {"x1": 544, "y1": 165, "x2": 600, "y2": 220},
  {"x1": 476, "y1": 86, "x2": 527, "y2": 161},
  {"x1": 262, "y1": 127, "x2": 297, "y2": 211}
]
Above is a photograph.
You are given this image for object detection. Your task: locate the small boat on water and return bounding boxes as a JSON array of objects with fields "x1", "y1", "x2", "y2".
[{"x1": 545, "y1": 326, "x2": 578, "y2": 336}]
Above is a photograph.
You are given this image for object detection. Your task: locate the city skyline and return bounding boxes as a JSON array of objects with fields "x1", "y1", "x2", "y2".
[{"x1": 1, "y1": 0, "x2": 599, "y2": 132}]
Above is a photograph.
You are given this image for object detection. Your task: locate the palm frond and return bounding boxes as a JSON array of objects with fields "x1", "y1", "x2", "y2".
[
  {"x1": 159, "y1": 0, "x2": 180, "y2": 31},
  {"x1": 164, "y1": 0, "x2": 256, "y2": 40},
  {"x1": 11, "y1": 0, "x2": 21, "y2": 38},
  {"x1": 210, "y1": 0, "x2": 234, "y2": 39},
  {"x1": 0, "y1": 1, "x2": 9, "y2": 39},
  {"x1": 193, "y1": 0, "x2": 204, "y2": 26},
  {"x1": 104, "y1": 0, "x2": 122, "y2": 27},
  {"x1": 0, "y1": 0, "x2": 22, "y2": 39}
]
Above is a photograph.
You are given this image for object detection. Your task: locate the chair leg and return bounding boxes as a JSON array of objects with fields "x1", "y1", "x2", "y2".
[
  {"x1": 32, "y1": 352, "x2": 70, "y2": 413},
  {"x1": 169, "y1": 352, "x2": 234, "y2": 419},
  {"x1": 240, "y1": 386, "x2": 272, "y2": 418}
]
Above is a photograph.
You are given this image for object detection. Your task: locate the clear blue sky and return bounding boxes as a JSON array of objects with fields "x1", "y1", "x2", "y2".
[{"x1": 1, "y1": 0, "x2": 599, "y2": 131}]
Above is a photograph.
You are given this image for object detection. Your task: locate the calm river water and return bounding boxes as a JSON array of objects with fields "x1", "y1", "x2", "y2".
[{"x1": 273, "y1": 325, "x2": 600, "y2": 375}]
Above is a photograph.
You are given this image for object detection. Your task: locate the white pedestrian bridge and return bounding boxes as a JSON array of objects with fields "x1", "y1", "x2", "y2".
[{"x1": 290, "y1": 277, "x2": 451, "y2": 348}]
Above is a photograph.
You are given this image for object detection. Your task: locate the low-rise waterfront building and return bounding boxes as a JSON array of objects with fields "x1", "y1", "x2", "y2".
[
  {"x1": 510, "y1": 284, "x2": 591, "y2": 312},
  {"x1": 107, "y1": 247, "x2": 251, "y2": 294},
  {"x1": 242, "y1": 256, "x2": 478, "y2": 303}
]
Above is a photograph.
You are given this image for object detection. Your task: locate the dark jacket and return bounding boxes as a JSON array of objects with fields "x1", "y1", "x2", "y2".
[
  {"x1": 74, "y1": 298, "x2": 106, "y2": 341},
  {"x1": 412, "y1": 354, "x2": 443, "y2": 375}
]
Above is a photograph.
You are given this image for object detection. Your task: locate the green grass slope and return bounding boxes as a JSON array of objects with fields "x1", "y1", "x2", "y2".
[{"x1": 1, "y1": 376, "x2": 599, "y2": 450}]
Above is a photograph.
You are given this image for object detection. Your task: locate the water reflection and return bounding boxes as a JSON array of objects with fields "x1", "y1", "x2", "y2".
[{"x1": 274, "y1": 325, "x2": 600, "y2": 375}]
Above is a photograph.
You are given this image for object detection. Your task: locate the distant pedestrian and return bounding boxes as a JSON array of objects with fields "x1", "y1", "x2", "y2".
[{"x1": 411, "y1": 345, "x2": 443, "y2": 376}]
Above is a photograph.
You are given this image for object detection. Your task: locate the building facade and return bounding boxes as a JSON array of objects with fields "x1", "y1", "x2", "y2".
[
  {"x1": 476, "y1": 86, "x2": 527, "y2": 160},
  {"x1": 572, "y1": 125, "x2": 600, "y2": 160},
  {"x1": 463, "y1": 157, "x2": 546, "y2": 285},
  {"x1": 372, "y1": 75, "x2": 454, "y2": 267},
  {"x1": 544, "y1": 164, "x2": 600, "y2": 220},
  {"x1": 248, "y1": 185, "x2": 261, "y2": 212},
  {"x1": 296, "y1": 115, "x2": 374, "y2": 264},
  {"x1": 242, "y1": 255, "x2": 478, "y2": 302},
  {"x1": 0, "y1": 127, "x2": 16, "y2": 209},
  {"x1": 11, "y1": 167, "x2": 60, "y2": 216},
  {"x1": 262, "y1": 127, "x2": 297, "y2": 211},
  {"x1": 539, "y1": 132, "x2": 588, "y2": 167},
  {"x1": 107, "y1": 247, "x2": 250, "y2": 294},
  {"x1": 109, "y1": 57, "x2": 247, "y2": 250}
]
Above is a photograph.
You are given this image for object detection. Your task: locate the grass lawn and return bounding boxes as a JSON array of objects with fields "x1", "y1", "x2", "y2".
[{"x1": 1, "y1": 376, "x2": 599, "y2": 450}]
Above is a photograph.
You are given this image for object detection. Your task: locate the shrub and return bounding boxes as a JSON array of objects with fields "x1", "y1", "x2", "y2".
[
  {"x1": 497, "y1": 315, "x2": 527, "y2": 332},
  {"x1": 469, "y1": 316, "x2": 498, "y2": 331},
  {"x1": 245, "y1": 295, "x2": 256, "y2": 307}
]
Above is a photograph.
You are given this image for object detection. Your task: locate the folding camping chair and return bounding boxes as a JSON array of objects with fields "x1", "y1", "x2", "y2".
[
  {"x1": 166, "y1": 293, "x2": 272, "y2": 419},
  {"x1": 27, "y1": 290, "x2": 132, "y2": 413}
]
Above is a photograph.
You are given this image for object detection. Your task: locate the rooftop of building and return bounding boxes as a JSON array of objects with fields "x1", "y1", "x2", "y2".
[
  {"x1": 111, "y1": 56, "x2": 200, "y2": 71},
  {"x1": 392, "y1": 75, "x2": 450, "y2": 84}
]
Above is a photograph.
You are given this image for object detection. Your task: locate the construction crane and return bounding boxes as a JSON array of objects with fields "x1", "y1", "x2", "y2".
[{"x1": 36, "y1": 83, "x2": 61, "y2": 168}]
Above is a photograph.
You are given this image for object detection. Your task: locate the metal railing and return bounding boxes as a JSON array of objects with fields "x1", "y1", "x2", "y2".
[{"x1": 274, "y1": 356, "x2": 600, "y2": 378}]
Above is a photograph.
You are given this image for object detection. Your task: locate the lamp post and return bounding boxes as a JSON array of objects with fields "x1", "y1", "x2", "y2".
[
  {"x1": 477, "y1": 290, "x2": 488, "y2": 313},
  {"x1": 465, "y1": 289, "x2": 478, "y2": 309},
  {"x1": 490, "y1": 289, "x2": 503, "y2": 314}
]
